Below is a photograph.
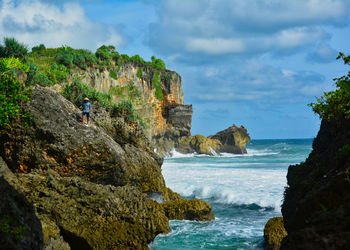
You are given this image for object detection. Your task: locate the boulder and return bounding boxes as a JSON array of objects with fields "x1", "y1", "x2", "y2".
[
  {"x1": 209, "y1": 124, "x2": 250, "y2": 154},
  {"x1": 15, "y1": 170, "x2": 170, "y2": 249},
  {"x1": 264, "y1": 217, "x2": 287, "y2": 250}
]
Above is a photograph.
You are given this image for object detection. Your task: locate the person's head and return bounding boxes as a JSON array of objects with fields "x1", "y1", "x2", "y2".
[{"x1": 84, "y1": 97, "x2": 89, "y2": 102}]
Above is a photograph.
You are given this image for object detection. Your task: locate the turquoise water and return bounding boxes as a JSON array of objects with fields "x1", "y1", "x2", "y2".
[{"x1": 150, "y1": 139, "x2": 313, "y2": 250}]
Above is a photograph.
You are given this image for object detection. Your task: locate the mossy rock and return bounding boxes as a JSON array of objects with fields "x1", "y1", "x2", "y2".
[{"x1": 264, "y1": 217, "x2": 287, "y2": 250}]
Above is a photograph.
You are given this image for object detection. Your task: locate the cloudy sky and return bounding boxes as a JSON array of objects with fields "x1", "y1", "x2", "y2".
[{"x1": 1, "y1": 0, "x2": 349, "y2": 139}]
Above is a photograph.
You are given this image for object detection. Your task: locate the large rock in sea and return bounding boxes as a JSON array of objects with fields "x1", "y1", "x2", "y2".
[
  {"x1": 0, "y1": 86, "x2": 214, "y2": 249},
  {"x1": 209, "y1": 124, "x2": 251, "y2": 154},
  {"x1": 176, "y1": 135, "x2": 222, "y2": 155},
  {"x1": 278, "y1": 118, "x2": 350, "y2": 249}
]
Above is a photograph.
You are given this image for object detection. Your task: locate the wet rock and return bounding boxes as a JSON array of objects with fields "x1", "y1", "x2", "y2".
[
  {"x1": 176, "y1": 135, "x2": 222, "y2": 155},
  {"x1": 264, "y1": 217, "x2": 287, "y2": 250},
  {"x1": 209, "y1": 124, "x2": 251, "y2": 154}
]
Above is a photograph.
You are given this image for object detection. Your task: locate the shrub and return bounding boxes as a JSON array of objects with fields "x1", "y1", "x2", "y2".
[
  {"x1": 136, "y1": 68, "x2": 143, "y2": 78},
  {"x1": 33, "y1": 72, "x2": 53, "y2": 86},
  {"x1": 0, "y1": 37, "x2": 28, "y2": 59},
  {"x1": 130, "y1": 54, "x2": 146, "y2": 64},
  {"x1": 109, "y1": 69, "x2": 118, "y2": 80},
  {"x1": 31, "y1": 44, "x2": 46, "y2": 53},
  {"x1": 111, "y1": 99, "x2": 146, "y2": 128},
  {"x1": 47, "y1": 63, "x2": 68, "y2": 84},
  {"x1": 26, "y1": 62, "x2": 39, "y2": 85},
  {"x1": 309, "y1": 52, "x2": 350, "y2": 120},
  {"x1": 0, "y1": 57, "x2": 32, "y2": 126},
  {"x1": 149, "y1": 55, "x2": 166, "y2": 71},
  {"x1": 152, "y1": 71, "x2": 163, "y2": 101},
  {"x1": 62, "y1": 79, "x2": 112, "y2": 107}
]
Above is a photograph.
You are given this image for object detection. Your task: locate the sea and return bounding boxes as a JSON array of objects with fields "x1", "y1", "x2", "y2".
[{"x1": 149, "y1": 139, "x2": 313, "y2": 250}]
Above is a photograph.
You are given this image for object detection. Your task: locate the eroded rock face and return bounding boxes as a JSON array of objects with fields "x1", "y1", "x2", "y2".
[
  {"x1": 280, "y1": 118, "x2": 350, "y2": 249},
  {"x1": 16, "y1": 170, "x2": 170, "y2": 249},
  {"x1": 209, "y1": 124, "x2": 251, "y2": 154}
]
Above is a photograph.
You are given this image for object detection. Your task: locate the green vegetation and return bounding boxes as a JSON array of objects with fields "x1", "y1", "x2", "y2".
[
  {"x1": 0, "y1": 38, "x2": 28, "y2": 60},
  {"x1": 0, "y1": 215, "x2": 28, "y2": 240},
  {"x1": 62, "y1": 79, "x2": 112, "y2": 107},
  {"x1": 63, "y1": 79, "x2": 147, "y2": 128},
  {"x1": 136, "y1": 68, "x2": 143, "y2": 78},
  {"x1": 309, "y1": 53, "x2": 350, "y2": 120},
  {"x1": 109, "y1": 82, "x2": 141, "y2": 100},
  {"x1": 109, "y1": 68, "x2": 118, "y2": 80},
  {"x1": 0, "y1": 57, "x2": 32, "y2": 126},
  {"x1": 31, "y1": 44, "x2": 46, "y2": 53},
  {"x1": 152, "y1": 71, "x2": 163, "y2": 101},
  {"x1": 111, "y1": 100, "x2": 147, "y2": 128}
]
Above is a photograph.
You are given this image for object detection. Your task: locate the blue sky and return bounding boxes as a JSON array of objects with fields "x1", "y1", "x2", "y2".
[{"x1": 1, "y1": 0, "x2": 350, "y2": 139}]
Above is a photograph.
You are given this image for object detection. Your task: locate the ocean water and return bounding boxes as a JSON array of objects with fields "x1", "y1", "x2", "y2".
[{"x1": 150, "y1": 139, "x2": 313, "y2": 250}]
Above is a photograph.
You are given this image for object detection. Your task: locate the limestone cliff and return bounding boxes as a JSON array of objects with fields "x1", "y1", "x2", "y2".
[{"x1": 69, "y1": 61, "x2": 191, "y2": 148}]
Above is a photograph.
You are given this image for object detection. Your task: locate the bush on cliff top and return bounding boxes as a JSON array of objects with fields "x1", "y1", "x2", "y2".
[
  {"x1": 309, "y1": 53, "x2": 350, "y2": 120},
  {"x1": 0, "y1": 38, "x2": 28, "y2": 60},
  {"x1": 0, "y1": 57, "x2": 32, "y2": 126}
]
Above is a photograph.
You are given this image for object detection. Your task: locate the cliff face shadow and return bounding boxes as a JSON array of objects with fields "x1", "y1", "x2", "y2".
[{"x1": 0, "y1": 177, "x2": 43, "y2": 250}]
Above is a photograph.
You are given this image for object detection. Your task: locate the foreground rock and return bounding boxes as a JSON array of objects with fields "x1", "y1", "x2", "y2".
[
  {"x1": 0, "y1": 158, "x2": 43, "y2": 250},
  {"x1": 279, "y1": 118, "x2": 350, "y2": 249},
  {"x1": 0, "y1": 86, "x2": 214, "y2": 249},
  {"x1": 209, "y1": 124, "x2": 250, "y2": 154},
  {"x1": 264, "y1": 217, "x2": 287, "y2": 250}
]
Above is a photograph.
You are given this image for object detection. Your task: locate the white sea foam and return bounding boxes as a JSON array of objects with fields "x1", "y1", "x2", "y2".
[{"x1": 162, "y1": 160, "x2": 287, "y2": 211}]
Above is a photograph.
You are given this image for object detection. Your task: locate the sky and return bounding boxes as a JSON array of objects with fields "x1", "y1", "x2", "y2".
[{"x1": 1, "y1": 0, "x2": 350, "y2": 139}]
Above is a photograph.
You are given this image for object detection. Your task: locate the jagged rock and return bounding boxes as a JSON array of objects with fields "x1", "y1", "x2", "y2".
[
  {"x1": 280, "y1": 118, "x2": 350, "y2": 249},
  {"x1": 264, "y1": 217, "x2": 287, "y2": 250},
  {"x1": 209, "y1": 124, "x2": 250, "y2": 154},
  {"x1": 0, "y1": 86, "x2": 215, "y2": 249},
  {"x1": 176, "y1": 135, "x2": 222, "y2": 155},
  {"x1": 0, "y1": 158, "x2": 43, "y2": 250},
  {"x1": 0, "y1": 86, "x2": 166, "y2": 194},
  {"x1": 15, "y1": 170, "x2": 170, "y2": 249}
]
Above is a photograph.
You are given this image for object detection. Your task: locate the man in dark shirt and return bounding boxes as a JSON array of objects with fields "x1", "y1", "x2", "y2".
[{"x1": 81, "y1": 97, "x2": 92, "y2": 126}]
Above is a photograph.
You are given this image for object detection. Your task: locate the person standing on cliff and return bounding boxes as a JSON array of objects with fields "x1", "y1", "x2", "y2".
[{"x1": 81, "y1": 97, "x2": 92, "y2": 126}]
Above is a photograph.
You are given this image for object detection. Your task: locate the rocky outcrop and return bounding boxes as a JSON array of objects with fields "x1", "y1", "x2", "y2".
[
  {"x1": 176, "y1": 135, "x2": 222, "y2": 155},
  {"x1": 279, "y1": 118, "x2": 350, "y2": 249},
  {"x1": 209, "y1": 124, "x2": 250, "y2": 154},
  {"x1": 264, "y1": 217, "x2": 287, "y2": 250},
  {"x1": 0, "y1": 158, "x2": 43, "y2": 250},
  {"x1": 0, "y1": 86, "x2": 214, "y2": 249}
]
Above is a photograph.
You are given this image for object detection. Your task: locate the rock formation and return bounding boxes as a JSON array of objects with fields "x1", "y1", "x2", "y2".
[
  {"x1": 0, "y1": 86, "x2": 214, "y2": 249},
  {"x1": 209, "y1": 124, "x2": 251, "y2": 154},
  {"x1": 171, "y1": 124, "x2": 251, "y2": 156},
  {"x1": 264, "y1": 217, "x2": 287, "y2": 250},
  {"x1": 279, "y1": 118, "x2": 350, "y2": 249},
  {"x1": 69, "y1": 61, "x2": 192, "y2": 153}
]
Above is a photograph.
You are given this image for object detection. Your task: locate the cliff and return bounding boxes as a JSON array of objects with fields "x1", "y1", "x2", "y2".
[
  {"x1": 71, "y1": 61, "x2": 191, "y2": 150},
  {"x1": 0, "y1": 85, "x2": 214, "y2": 249},
  {"x1": 279, "y1": 118, "x2": 350, "y2": 249}
]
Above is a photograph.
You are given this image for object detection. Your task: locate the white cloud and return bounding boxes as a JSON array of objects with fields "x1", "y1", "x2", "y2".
[
  {"x1": 0, "y1": 0, "x2": 125, "y2": 50},
  {"x1": 149, "y1": 0, "x2": 350, "y2": 58}
]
